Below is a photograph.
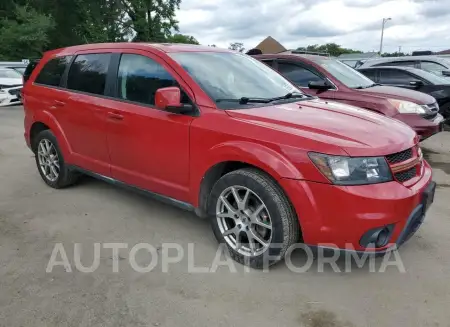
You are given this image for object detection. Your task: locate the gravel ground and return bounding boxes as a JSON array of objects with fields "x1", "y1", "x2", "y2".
[{"x1": 0, "y1": 105, "x2": 449, "y2": 327}]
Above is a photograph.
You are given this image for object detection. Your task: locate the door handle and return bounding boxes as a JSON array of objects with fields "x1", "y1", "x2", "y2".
[{"x1": 108, "y1": 112, "x2": 124, "y2": 121}]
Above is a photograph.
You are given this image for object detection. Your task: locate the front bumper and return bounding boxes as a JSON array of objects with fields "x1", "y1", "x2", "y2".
[
  {"x1": 280, "y1": 160, "x2": 434, "y2": 253},
  {"x1": 0, "y1": 87, "x2": 22, "y2": 107},
  {"x1": 393, "y1": 113, "x2": 444, "y2": 140}
]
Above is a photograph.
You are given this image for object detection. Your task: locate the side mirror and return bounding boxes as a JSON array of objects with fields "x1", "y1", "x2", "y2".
[
  {"x1": 442, "y1": 70, "x2": 450, "y2": 77},
  {"x1": 155, "y1": 87, "x2": 192, "y2": 114},
  {"x1": 308, "y1": 80, "x2": 332, "y2": 90},
  {"x1": 409, "y1": 80, "x2": 423, "y2": 88}
]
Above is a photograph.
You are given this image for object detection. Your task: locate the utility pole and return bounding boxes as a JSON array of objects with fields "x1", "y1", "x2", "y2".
[
  {"x1": 398, "y1": 46, "x2": 402, "y2": 53},
  {"x1": 379, "y1": 17, "x2": 392, "y2": 55}
]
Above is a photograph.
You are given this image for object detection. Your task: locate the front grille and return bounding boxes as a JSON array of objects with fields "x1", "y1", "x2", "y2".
[
  {"x1": 421, "y1": 102, "x2": 439, "y2": 121},
  {"x1": 386, "y1": 148, "x2": 413, "y2": 164},
  {"x1": 395, "y1": 167, "x2": 417, "y2": 182}
]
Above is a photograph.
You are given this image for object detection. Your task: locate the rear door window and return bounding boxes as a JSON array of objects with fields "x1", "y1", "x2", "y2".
[
  {"x1": 277, "y1": 62, "x2": 324, "y2": 87},
  {"x1": 34, "y1": 56, "x2": 72, "y2": 87},
  {"x1": 359, "y1": 69, "x2": 377, "y2": 81},
  {"x1": 67, "y1": 53, "x2": 111, "y2": 95}
]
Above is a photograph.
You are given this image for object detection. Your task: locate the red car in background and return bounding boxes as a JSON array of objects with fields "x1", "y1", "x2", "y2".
[
  {"x1": 23, "y1": 43, "x2": 435, "y2": 268},
  {"x1": 253, "y1": 52, "x2": 444, "y2": 140}
]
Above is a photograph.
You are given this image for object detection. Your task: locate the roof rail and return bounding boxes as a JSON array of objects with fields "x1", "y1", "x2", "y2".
[{"x1": 291, "y1": 50, "x2": 330, "y2": 57}]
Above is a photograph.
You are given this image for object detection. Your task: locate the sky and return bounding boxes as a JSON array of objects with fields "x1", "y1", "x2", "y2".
[{"x1": 176, "y1": 0, "x2": 450, "y2": 53}]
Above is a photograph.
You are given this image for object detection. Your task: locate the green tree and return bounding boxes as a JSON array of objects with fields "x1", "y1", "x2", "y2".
[
  {"x1": 296, "y1": 43, "x2": 362, "y2": 57},
  {"x1": 166, "y1": 33, "x2": 199, "y2": 44},
  {"x1": 120, "y1": 0, "x2": 181, "y2": 42},
  {"x1": 0, "y1": 5, "x2": 55, "y2": 60},
  {"x1": 228, "y1": 42, "x2": 245, "y2": 52}
]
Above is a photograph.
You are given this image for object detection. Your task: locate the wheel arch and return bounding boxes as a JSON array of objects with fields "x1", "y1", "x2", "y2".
[
  {"x1": 193, "y1": 141, "x2": 302, "y2": 217},
  {"x1": 30, "y1": 111, "x2": 72, "y2": 157}
]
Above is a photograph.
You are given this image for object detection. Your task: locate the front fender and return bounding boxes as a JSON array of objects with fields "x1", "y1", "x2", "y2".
[{"x1": 190, "y1": 140, "x2": 302, "y2": 207}]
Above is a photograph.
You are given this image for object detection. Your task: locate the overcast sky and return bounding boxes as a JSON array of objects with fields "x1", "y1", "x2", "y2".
[{"x1": 176, "y1": 0, "x2": 450, "y2": 53}]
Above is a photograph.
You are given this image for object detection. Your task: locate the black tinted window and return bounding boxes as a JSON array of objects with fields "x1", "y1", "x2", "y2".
[
  {"x1": 117, "y1": 54, "x2": 179, "y2": 105},
  {"x1": 359, "y1": 69, "x2": 376, "y2": 81},
  {"x1": 67, "y1": 54, "x2": 110, "y2": 95},
  {"x1": 378, "y1": 69, "x2": 412, "y2": 85},
  {"x1": 34, "y1": 57, "x2": 71, "y2": 86},
  {"x1": 376, "y1": 60, "x2": 415, "y2": 67},
  {"x1": 23, "y1": 59, "x2": 40, "y2": 83},
  {"x1": 277, "y1": 62, "x2": 323, "y2": 87}
]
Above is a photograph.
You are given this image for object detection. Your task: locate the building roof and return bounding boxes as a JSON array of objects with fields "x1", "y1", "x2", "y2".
[{"x1": 254, "y1": 36, "x2": 287, "y2": 54}]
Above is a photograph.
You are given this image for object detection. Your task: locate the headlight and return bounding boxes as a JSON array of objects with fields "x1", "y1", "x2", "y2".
[
  {"x1": 388, "y1": 99, "x2": 427, "y2": 114},
  {"x1": 309, "y1": 153, "x2": 393, "y2": 185}
]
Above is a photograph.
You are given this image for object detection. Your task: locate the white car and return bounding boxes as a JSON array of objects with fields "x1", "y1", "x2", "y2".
[{"x1": 0, "y1": 68, "x2": 23, "y2": 107}]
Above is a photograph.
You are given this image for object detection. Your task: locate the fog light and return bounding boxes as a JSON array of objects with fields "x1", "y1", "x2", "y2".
[{"x1": 360, "y1": 224, "x2": 394, "y2": 248}]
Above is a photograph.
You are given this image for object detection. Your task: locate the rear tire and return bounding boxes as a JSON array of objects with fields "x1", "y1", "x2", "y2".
[
  {"x1": 33, "y1": 130, "x2": 79, "y2": 188},
  {"x1": 208, "y1": 168, "x2": 300, "y2": 269}
]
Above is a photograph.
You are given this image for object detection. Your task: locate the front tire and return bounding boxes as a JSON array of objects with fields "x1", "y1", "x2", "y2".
[
  {"x1": 209, "y1": 168, "x2": 300, "y2": 269},
  {"x1": 33, "y1": 130, "x2": 79, "y2": 188}
]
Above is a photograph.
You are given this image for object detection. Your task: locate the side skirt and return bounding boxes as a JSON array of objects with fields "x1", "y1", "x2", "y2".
[{"x1": 69, "y1": 166, "x2": 196, "y2": 213}]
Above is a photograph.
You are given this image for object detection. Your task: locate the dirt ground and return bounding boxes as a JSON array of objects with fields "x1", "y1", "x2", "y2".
[{"x1": 0, "y1": 106, "x2": 449, "y2": 327}]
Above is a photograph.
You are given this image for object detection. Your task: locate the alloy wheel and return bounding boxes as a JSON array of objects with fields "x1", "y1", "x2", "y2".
[
  {"x1": 216, "y1": 186, "x2": 273, "y2": 257},
  {"x1": 37, "y1": 139, "x2": 60, "y2": 182}
]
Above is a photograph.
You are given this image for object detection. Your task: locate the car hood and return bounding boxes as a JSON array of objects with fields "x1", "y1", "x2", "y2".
[
  {"x1": 0, "y1": 78, "x2": 22, "y2": 87},
  {"x1": 357, "y1": 85, "x2": 435, "y2": 105},
  {"x1": 226, "y1": 99, "x2": 416, "y2": 157}
]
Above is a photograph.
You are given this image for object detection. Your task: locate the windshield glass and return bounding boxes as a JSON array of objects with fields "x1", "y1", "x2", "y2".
[
  {"x1": 416, "y1": 69, "x2": 450, "y2": 84},
  {"x1": 0, "y1": 69, "x2": 22, "y2": 79},
  {"x1": 317, "y1": 59, "x2": 375, "y2": 88},
  {"x1": 169, "y1": 52, "x2": 301, "y2": 108},
  {"x1": 12, "y1": 67, "x2": 25, "y2": 74}
]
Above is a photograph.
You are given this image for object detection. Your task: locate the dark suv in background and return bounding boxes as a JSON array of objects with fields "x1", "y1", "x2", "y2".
[
  {"x1": 253, "y1": 52, "x2": 444, "y2": 140},
  {"x1": 359, "y1": 66, "x2": 450, "y2": 119},
  {"x1": 358, "y1": 55, "x2": 450, "y2": 78}
]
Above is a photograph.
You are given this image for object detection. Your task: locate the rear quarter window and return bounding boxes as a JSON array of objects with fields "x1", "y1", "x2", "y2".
[
  {"x1": 34, "y1": 56, "x2": 72, "y2": 87},
  {"x1": 23, "y1": 59, "x2": 40, "y2": 83}
]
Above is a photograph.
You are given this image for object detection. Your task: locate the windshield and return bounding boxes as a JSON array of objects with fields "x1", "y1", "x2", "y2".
[
  {"x1": 416, "y1": 69, "x2": 450, "y2": 85},
  {"x1": 11, "y1": 67, "x2": 25, "y2": 75},
  {"x1": 317, "y1": 59, "x2": 375, "y2": 88},
  {"x1": 169, "y1": 52, "x2": 301, "y2": 108},
  {"x1": 0, "y1": 69, "x2": 22, "y2": 79}
]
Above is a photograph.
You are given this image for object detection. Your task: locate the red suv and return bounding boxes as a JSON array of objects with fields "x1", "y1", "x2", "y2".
[
  {"x1": 23, "y1": 44, "x2": 435, "y2": 268},
  {"x1": 254, "y1": 52, "x2": 444, "y2": 140}
]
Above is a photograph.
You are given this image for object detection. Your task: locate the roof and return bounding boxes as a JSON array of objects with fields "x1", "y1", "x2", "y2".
[
  {"x1": 338, "y1": 52, "x2": 379, "y2": 59},
  {"x1": 45, "y1": 42, "x2": 231, "y2": 56},
  {"x1": 253, "y1": 36, "x2": 286, "y2": 54},
  {"x1": 359, "y1": 55, "x2": 450, "y2": 68},
  {"x1": 255, "y1": 52, "x2": 333, "y2": 64},
  {"x1": 358, "y1": 65, "x2": 417, "y2": 71},
  {"x1": 437, "y1": 49, "x2": 450, "y2": 55}
]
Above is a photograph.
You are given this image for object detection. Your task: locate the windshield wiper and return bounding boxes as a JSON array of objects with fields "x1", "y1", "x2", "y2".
[
  {"x1": 353, "y1": 83, "x2": 381, "y2": 89},
  {"x1": 216, "y1": 93, "x2": 305, "y2": 105}
]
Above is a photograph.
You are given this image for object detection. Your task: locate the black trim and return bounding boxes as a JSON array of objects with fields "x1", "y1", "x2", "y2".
[
  {"x1": 60, "y1": 55, "x2": 75, "y2": 88},
  {"x1": 105, "y1": 53, "x2": 121, "y2": 97},
  {"x1": 69, "y1": 166, "x2": 196, "y2": 212}
]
